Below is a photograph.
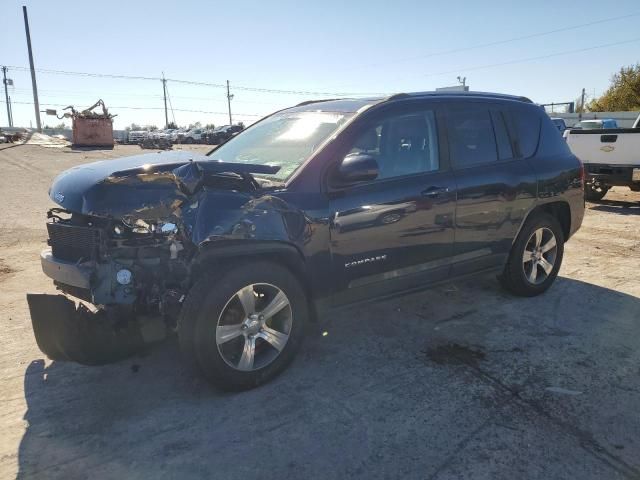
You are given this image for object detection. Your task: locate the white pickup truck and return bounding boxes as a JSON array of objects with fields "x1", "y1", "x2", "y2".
[{"x1": 566, "y1": 113, "x2": 640, "y2": 201}]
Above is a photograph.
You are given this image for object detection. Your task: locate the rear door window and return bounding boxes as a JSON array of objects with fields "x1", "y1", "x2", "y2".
[{"x1": 446, "y1": 105, "x2": 498, "y2": 167}]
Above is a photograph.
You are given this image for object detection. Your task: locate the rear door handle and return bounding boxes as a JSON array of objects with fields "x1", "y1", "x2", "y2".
[{"x1": 421, "y1": 186, "x2": 450, "y2": 198}]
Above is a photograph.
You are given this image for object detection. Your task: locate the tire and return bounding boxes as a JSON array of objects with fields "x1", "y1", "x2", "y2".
[
  {"x1": 184, "y1": 137, "x2": 194, "y2": 144},
  {"x1": 178, "y1": 262, "x2": 308, "y2": 390},
  {"x1": 499, "y1": 212, "x2": 565, "y2": 297},
  {"x1": 584, "y1": 183, "x2": 609, "y2": 202}
]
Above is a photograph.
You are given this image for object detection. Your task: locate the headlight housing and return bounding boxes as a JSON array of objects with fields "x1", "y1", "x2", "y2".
[{"x1": 114, "y1": 218, "x2": 179, "y2": 238}]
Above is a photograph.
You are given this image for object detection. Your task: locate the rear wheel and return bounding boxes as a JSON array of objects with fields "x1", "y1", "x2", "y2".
[
  {"x1": 585, "y1": 183, "x2": 609, "y2": 201},
  {"x1": 178, "y1": 262, "x2": 308, "y2": 390},
  {"x1": 500, "y1": 213, "x2": 564, "y2": 297}
]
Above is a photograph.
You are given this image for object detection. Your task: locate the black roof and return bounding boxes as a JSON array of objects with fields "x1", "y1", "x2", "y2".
[
  {"x1": 293, "y1": 90, "x2": 533, "y2": 112},
  {"x1": 399, "y1": 91, "x2": 533, "y2": 103}
]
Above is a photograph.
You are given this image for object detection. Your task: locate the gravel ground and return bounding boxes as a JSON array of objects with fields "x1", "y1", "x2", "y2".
[{"x1": 0, "y1": 144, "x2": 639, "y2": 480}]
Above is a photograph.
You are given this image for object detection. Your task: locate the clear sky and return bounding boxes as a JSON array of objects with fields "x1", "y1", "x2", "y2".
[{"x1": 1, "y1": 0, "x2": 639, "y2": 130}]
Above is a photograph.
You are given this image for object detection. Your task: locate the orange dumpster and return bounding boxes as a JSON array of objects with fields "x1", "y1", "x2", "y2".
[{"x1": 72, "y1": 116, "x2": 114, "y2": 148}]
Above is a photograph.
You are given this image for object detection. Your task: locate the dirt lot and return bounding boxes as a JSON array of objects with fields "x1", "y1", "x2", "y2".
[{"x1": 1, "y1": 143, "x2": 639, "y2": 479}]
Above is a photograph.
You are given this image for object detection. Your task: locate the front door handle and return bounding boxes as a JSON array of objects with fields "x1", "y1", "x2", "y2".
[{"x1": 421, "y1": 186, "x2": 450, "y2": 198}]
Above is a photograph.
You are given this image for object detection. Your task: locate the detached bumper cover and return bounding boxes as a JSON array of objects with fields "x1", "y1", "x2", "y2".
[{"x1": 26, "y1": 294, "x2": 149, "y2": 364}]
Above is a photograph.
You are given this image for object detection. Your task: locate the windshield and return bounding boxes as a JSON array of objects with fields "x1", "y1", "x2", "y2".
[{"x1": 207, "y1": 111, "x2": 353, "y2": 180}]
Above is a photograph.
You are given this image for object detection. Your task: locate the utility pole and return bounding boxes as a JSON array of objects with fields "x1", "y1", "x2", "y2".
[
  {"x1": 578, "y1": 88, "x2": 586, "y2": 121},
  {"x1": 226, "y1": 80, "x2": 234, "y2": 125},
  {"x1": 2, "y1": 66, "x2": 13, "y2": 127},
  {"x1": 8, "y1": 96, "x2": 13, "y2": 127},
  {"x1": 23, "y1": 6, "x2": 42, "y2": 132},
  {"x1": 162, "y1": 73, "x2": 169, "y2": 128}
]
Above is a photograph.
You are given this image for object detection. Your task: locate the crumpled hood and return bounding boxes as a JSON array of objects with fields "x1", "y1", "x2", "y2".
[
  {"x1": 49, "y1": 151, "x2": 201, "y2": 217},
  {"x1": 48, "y1": 150, "x2": 280, "y2": 218}
]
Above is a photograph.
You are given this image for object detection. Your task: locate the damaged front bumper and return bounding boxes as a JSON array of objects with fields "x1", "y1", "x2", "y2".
[
  {"x1": 26, "y1": 294, "x2": 166, "y2": 365},
  {"x1": 30, "y1": 211, "x2": 190, "y2": 364},
  {"x1": 40, "y1": 248, "x2": 91, "y2": 290}
]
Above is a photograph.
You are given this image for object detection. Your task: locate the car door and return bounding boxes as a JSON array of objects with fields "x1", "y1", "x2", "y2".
[
  {"x1": 328, "y1": 104, "x2": 457, "y2": 305},
  {"x1": 446, "y1": 101, "x2": 537, "y2": 276}
]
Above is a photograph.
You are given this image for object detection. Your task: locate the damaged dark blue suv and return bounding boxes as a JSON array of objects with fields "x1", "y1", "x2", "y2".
[{"x1": 28, "y1": 91, "x2": 585, "y2": 390}]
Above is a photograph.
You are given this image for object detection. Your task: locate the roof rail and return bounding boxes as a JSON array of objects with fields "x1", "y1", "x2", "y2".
[
  {"x1": 386, "y1": 93, "x2": 410, "y2": 101},
  {"x1": 294, "y1": 98, "x2": 343, "y2": 107},
  {"x1": 387, "y1": 91, "x2": 533, "y2": 104}
]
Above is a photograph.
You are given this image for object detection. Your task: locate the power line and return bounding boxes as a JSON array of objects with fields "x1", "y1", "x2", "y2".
[
  {"x1": 1, "y1": 100, "x2": 263, "y2": 117},
  {"x1": 351, "y1": 12, "x2": 640, "y2": 70},
  {"x1": 9, "y1": 87, "x2": 286, "y2": 104},
  {"x1": 4, "y1": 65, "x2": 384, "y2": 96},
  {"x1": 6, "y1": 35, "x2": 639, "y2": 99},
  {"x1": 421, "y1": 36, "x2": 640, "y2": 78},
  {"x1": 4, "y1": 66, "x2": 161, "y2": 82},
  {"x1": 164, "y1": 76, "x2": 384, "y2": 96}
]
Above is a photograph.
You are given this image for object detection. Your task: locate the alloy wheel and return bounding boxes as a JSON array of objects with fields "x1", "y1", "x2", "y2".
[
  {"x1": 522, "y1": 227, "x2": 558, "y2": 285},
  {"x1": 215, "y1": 283, "x2": 292, "y2": 371}
]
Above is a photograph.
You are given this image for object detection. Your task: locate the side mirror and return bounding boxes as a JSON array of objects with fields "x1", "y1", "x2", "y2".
[{"x1": 336, "y1": 153, "x2": 379, "y2": 184}]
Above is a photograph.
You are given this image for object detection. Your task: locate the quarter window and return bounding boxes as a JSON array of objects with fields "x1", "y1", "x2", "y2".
[
  {"x1": 511, "y1": 106, "x2": 541, "y2": 158},
  {"x1": 348, "y1": 110, "x2": 440, "y2": 180}
]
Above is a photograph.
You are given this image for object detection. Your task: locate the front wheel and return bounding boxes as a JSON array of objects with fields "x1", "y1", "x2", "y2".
[
  {"x1": 178, "y1": 262, "x2": 308, "y2": 390},
  {"x1": 499, "y1": 213, "x2": 565, "y2": 297}
]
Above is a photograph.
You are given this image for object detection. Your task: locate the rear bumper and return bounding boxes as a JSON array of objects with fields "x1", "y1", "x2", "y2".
[{"x1": 585, "y1": 164, "x2": 640, "y2": 187}]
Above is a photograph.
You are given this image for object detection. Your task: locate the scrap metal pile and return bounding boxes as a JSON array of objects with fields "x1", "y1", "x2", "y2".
[{"x1": 61, "y1": 99, "x2": 115, "y2": 121}]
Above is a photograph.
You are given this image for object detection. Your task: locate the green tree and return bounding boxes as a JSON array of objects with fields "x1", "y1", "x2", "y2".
[
  {"x1": 589, "y1": 64, "x2": 640, "y2": 111},
  {"x1": 205, "y1": 123, "x2": 216, "y2": 130},
  {"x1": 126, "y1": 123, "x2": 142, "y2": 131},
  {"x1": 167, "y1": 121, "x2": 177, "y2": 129}
]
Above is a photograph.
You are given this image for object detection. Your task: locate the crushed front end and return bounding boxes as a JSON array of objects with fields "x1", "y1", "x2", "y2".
[
  {"x1": 28, "y1": 207, "x2": 192, "y2": 364},
  {"x1": 27, "y1": 151, "x2": 283, "y2": 365},
  {"x1": 43, "y1": 208, "x2": 190, "y2": 310}
]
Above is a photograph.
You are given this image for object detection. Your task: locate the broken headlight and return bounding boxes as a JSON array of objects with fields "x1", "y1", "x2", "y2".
[{"x1": 115, "y1": 218, "x2": 179, "y2": 237}]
